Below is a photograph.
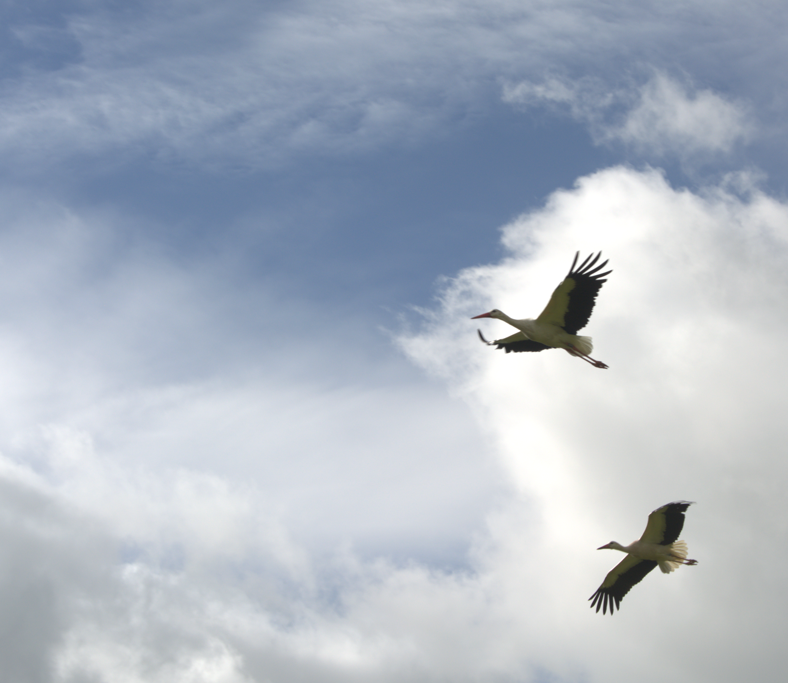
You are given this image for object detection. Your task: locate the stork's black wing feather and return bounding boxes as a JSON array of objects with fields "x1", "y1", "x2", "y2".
[
  {"x1": 477, "y1": 330, "x2": 551, "y2": 353},
  {"x1": 644, "y1": 501, "x2": 693, "y2": 546},
  {"x1": 537, "y1": 252, "x2": 611, "y2": 335},
  {"x1": 496, "y1": 339, "x2": 552, "y2": 353},
  {"x1": 589, "y1": 558, "x2": 658, "y2": 615},
  {"x1": 562, "y1": 251, "x2": 611, "y2": 335}
]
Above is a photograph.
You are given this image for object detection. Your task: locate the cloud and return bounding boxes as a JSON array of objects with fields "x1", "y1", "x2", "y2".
[
  {"x1": 0, "y1": 1, "x2": 490, "y2": 171},
  {"x1": 503, "y1": 72, "x2": 752, "y2": 160},
  {"x1": 2, "y1": 165, "x2": 788, "y2": 681},
  {"x1": 612, "y1": 73, "x2": 751, "y2": 155},
  {"x1": 399, "y1": 164, "x2": 788, "y2": 681},
  {"x1": 0, "y1": 0, "x2": 779, "y2": 173},
  {"x1": 0, "y1": 190, "x2": 497, "y2": 568},
  {"x1": 3, "y1": 1, "x2": 788, "y2": 680},
  {"x1": 502, "y1": 76, "x2": 611, "y2": 119},
  {"x1": 0, "y1": 426, "x2": 506, "y2": 683}
]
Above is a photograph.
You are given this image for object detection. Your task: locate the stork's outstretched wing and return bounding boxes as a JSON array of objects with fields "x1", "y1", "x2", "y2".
[
  {"x1": 641, "y1": 501, "x2": 693, "y2": 545},
  {"x1": 536, "y1": 252, "x2": 611, "y2": 334},
  {"x1": 477, "y1": 330, "x2": 551, "y2": 353},
  {"x1": 589, "y1": 555, "x2": 658, "y2": 615}
]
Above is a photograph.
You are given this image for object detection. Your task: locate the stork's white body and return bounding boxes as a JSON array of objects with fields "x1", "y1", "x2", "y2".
[
  {"x1": 488, "y1": 311, "x2": 594, "y2": 357},
  {"x1": 600, "y1": 539, "x2": 693, "y2": 574}
]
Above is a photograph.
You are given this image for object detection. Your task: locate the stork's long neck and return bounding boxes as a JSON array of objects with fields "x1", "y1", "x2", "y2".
[
  {"x1": 497, "y1": 311, "x2": 533, "y2": 331},
  {"x1": 495, "y1": 311, "x2": 519, "y2": 326}
]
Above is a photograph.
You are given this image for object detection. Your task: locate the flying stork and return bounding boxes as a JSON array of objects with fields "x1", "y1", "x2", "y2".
[
  {"x1": 589, "y1": 501, "x2": 698, "y2": 615},
  {"x1": 471, "y1": 252, "x2": 611, "y2": 369}
]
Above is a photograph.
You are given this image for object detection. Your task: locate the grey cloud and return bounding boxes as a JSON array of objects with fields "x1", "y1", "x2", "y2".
[{"x1": 0, "y1": 470, "x2": 114, "y2": 683}]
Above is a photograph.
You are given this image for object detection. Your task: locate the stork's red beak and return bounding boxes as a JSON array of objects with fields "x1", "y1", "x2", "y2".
[{"x1": 471, "y1": 312, "x2": 492, "y2": 319}]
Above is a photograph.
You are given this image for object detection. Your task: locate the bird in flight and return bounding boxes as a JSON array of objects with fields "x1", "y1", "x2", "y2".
[
  {"x1": 471, "y1": 252, "x2": 611, "y2": 369},
  {"x1": 589, "y1": 501, "x2": 698, "y2": 615}
]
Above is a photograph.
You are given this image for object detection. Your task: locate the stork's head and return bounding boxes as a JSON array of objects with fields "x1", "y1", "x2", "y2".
[
  {"x1": 597, "y1": 541, "x2": 625, "y2": 551},
  {"x1": 471, "y1": 309, "x2": 502, "y2": 320}
]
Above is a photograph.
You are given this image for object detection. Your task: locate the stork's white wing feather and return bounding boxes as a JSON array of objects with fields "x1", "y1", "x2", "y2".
[
  {"x1": 640, "y1": 505, "x2": 671, "y2": 544},
  {"x1": 535, "y1": 277, "x2": 576, "y2": 327}
]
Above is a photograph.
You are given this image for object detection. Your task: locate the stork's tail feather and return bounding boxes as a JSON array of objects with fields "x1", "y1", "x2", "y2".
[
  {"x1": 659, "y1": 540, "x2": 697, "y2": 574},
  {"x1": 572, "y1": 335, "x2": 593, "y2": 356}
]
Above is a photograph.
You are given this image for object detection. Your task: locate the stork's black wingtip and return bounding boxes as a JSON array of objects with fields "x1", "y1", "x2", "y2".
[{"x1": 477, "y1": 329, "x2": 493, "y2": 345}]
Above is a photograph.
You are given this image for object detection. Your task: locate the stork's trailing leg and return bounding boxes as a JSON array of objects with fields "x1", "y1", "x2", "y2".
[
  {"x1": 566, "y1": 345, "x2": 608, "y2": 369},
  {"x1": 671, "y1": 556, "x2": 698, "y2": 566}
]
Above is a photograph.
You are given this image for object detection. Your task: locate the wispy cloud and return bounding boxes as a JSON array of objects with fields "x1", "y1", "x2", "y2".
[
  {"x1": 0, "y1": 1, "x2": 778, "y2": 173},
  {"x1": 503, "y1": 72, "x2": 752, "y2": 160},
  {"x1": 613, "y1": 73, "x2": 751, "y2": 155}
]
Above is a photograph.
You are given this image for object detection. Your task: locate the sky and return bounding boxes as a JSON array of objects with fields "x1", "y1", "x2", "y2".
[{"x1": 1, "y1": 0, "x2": 787, "y2": 681}]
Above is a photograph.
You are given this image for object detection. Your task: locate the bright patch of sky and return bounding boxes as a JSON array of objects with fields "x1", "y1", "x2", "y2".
[{"x1": 0, "y1": 0, "x2": 787, "y2": 681}]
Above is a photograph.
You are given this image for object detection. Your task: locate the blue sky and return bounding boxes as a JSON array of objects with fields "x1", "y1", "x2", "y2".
[{"x1": 1, "y1": 1, "x2": 788, "y2": 681}]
